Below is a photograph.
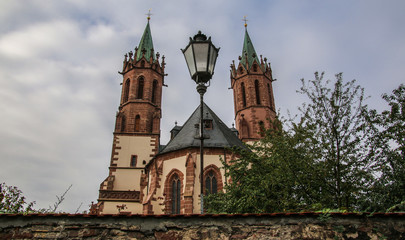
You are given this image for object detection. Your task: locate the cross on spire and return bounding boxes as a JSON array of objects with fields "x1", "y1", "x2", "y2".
[
  {"x1": 242, "y1": 16, "x2": 248, "y2": 28},
  {"x1": 146, "y1": 9, "x2": 152, "y2": 21}
]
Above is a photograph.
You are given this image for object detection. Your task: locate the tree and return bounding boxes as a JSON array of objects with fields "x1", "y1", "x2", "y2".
[
  {"x1": 296, "y1": 72, "x2": 374, "y2": 210},
  {"x1": 205, "y1": 119, "x2": 327, "y2": 213},
  {"x1": 364, "y1": 84, "x2": 405, "y2": 211},
  {"x1": 206, "y1": 72, "x2": 375, "y2": 213},
  {"x1": 0, "y1": 182, "x2": 35, "y2": 213}
]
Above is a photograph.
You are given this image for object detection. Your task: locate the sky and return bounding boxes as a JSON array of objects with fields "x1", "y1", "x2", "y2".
[{"x1": 1, "y1": 0, "x2": 404, "y2": 213}]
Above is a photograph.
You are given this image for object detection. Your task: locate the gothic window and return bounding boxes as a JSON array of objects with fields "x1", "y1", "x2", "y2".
[
  {"x1": 253, "y1": 64, "x2": 258, "y2": 72},
  {"x1": 205, "y1": 171, "x2": 217, "y2": 195},
  {"x1": 151, "y1": 80, "x2": 158, "y2": 104},
  {"x1": 268, "y1": 83, "x2": 273, "y2": 109},
  {"x1": 255, "y1": 80, "x2": 261, "y2": 105},
  {"x1": 171, "y1": 174, "x2": 181, "y2": 214},
  {"x1": 135, "y1": 115, "x2": 140, "y2": 132},
  {"x1": 137, "y1": 77, "x2": 144, "y2": 99},
  {"x1": 121, "y1": 116, "x2": 126, "y2": 132},
  {"x1": 130, "y1": 155, "x2": 137, "y2": 167},
  {"x1": 259, "y1": 121, "x2": 265, "y2": 137},
  {"x1": 123, "y1": 79, "x2": 130, "y2": 102},
  {"x1": 241, "y1": 82, "x2": 247, "y2": 108},
  {"x1": 239, "y1": 66, "x2": 244, "y2": 74},
  {"x1": 141, "y1": 60, "x2": 145, "y2": 68}
]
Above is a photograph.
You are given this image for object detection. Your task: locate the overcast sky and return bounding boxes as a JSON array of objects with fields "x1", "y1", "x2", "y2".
[{"x1": 1, "y1": 0, "x2": 404, "y2": 213}]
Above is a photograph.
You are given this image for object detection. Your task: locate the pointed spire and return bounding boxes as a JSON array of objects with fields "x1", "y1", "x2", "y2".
[
  {"x1": 136, "y1": 19, "x2": 155, "y2": 62},
  {"x1": 240, "y1": 27, "x2": 260, "y2": 70}
]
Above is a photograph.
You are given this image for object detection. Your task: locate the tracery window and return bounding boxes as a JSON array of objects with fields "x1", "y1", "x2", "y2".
[
  {"x1": 205, "y1": 171, "x2": 217, "y2": 195},
  {"x1": 171, "y1": 174, "x2": 181, "y2": 214}
]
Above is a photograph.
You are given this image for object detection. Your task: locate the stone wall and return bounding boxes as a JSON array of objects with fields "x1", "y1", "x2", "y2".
[{"x1": 0, "y1": 213, "x2": 404, "y2": 239}]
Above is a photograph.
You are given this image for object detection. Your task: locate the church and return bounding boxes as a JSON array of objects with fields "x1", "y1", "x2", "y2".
[{"x1": 95, "y1": 17, "x2": 277, "y2": 215}]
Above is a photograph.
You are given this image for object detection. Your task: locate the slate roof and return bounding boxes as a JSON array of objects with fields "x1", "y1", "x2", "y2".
[
  {"x1": 136, "y1": 21, "x2": 155, "y2": 62},
  {"x1": 158, "y1": 102, "x2": 246, "y2": 155}
]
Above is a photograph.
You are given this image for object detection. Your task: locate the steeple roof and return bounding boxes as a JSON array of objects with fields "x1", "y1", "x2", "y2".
[
  {"x1": 136, "y1": 21, "x2": 154, "y2": 61},
  {"x1": 240, "y1": 28, "x2": 260, "y2": 69},
  {"x1": 158, "y1": 103, "x2": 245, "y2": 155}
]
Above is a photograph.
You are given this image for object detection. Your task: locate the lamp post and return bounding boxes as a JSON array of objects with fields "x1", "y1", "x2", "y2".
[{"x1": 182, "y1": 31, "x2": 219, "y2": 214}]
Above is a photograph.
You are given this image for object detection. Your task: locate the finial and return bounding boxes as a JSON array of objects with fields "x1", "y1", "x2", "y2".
[
  {"x1": 175, "y1": 121, "x2": 177, "y2": 126},
  {"x1": 242, "y1": 16, "x2": 248, "y2": 28},
  {"x1": 146, "y1": 9, "x2": 152, "y2": 21}
]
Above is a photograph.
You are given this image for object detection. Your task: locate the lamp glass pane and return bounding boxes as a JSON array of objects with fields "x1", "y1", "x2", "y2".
[
  {"x1": 208, "y1": 46, "x2": 218, "y2": 74},
  {"x1": 193, "y1": 43, "x2": 209, "y2": 72},
  {"x1": 183, "y1": 45, "x2": 196, "y2": 76}
]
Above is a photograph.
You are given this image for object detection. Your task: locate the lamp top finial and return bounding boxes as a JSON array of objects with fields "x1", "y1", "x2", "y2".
[
  {"x1": 242, "y1": 16, "x2": 248, "y2": 28},
  {"x1": 146, "y1": 9, "x2": 152, "y2": 21}
]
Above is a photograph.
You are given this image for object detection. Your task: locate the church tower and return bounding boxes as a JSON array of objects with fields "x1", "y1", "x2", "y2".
[
  {"x1": 97, "y1": 17, "x2": 166, "y2": 214},
  {"x1": 230, "y1": 23, "x2": 276, "y2": 143}
]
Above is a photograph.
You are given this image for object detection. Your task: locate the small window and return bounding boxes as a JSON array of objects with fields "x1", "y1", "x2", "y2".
[
  {"x1": 134, "y1": 115, "x2": 140, "y2": 132},
  {"x1": 121, "y1": 116, "x2": 126, "y2": 132},
  {"x1": 253, "y1": 64, "x2": 258, "y2": 72},
  {"x1": 239, "y1": 67, "x2": 244, "y2": 74},
  {"x1": 130, "y1": 155, "x2": 137, "y2": 167},
  {"x1": 259, "y1": 121, "x2": 265, "y2": 137},
  {"x1": 204, "y1": 119, "x2": 213, "y2": 130}
]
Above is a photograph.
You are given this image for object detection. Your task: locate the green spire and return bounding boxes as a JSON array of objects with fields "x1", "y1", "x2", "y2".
[
  {"x1": 136, "y1": 21, "x2": 154, "y2": 61},
  {"x1": 240, "y1": 28, "x2": 260, "y2": 69}
]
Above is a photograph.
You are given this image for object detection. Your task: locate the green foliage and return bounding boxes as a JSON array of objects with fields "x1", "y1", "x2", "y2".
[
  {"x1": 206, "y1": 72, "x2": 404, "y2": 213},
  {"x1": 0, "y1": 182, "x2": 35, "y2": 214},
  {"x1": 363, "y1": 84, "x2": 405, "y2": 212},
  {"x1": 296, "y1": 72, "x2": 375, "y2": 210}
]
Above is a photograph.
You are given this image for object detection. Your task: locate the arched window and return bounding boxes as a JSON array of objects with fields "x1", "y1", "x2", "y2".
[
  {"x1": 151, "y1": 80, "x2": 158, "y2": 104},
  {"x1": 205, "y1": 171, "x2": 217, "y2": 195},
  {"x1": 239, "y1": 66, "x2": 244, "y2": 74},
  {"x1": 134, "y1": 115, "x2": 140, "y2": 132},
  {"x1": 123, "y1": 79, "x2": 130, "y2": 102},
  {"x1": 268, "y1": 83, "x2": 273, "y2": 109},
  {"x1": 253, "y1": 64, "x2": 258, "y2": 72},
  {"x1": 171, "y1": 174, "x2": 181, "y2": 214},
  {"x1": 259, "y1": 121, "x2": 265, "y2": 137},
  {"x1": 255, "y1": 80, "x2": 261, "y2": 105},
  {"x1": 137, "y1": 77, "x2": 144, "y2": 99},
  {"x1": 121, "y1": 116, "x2": 126, "y2": 132},
  {"x1": 241, "y1": 82, "x2": 247, "y2": 108}
]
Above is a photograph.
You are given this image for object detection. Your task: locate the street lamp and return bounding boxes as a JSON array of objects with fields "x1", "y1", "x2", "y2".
[{"x1": 182, "y1": 31, "x2": 219, "y2": 214}]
